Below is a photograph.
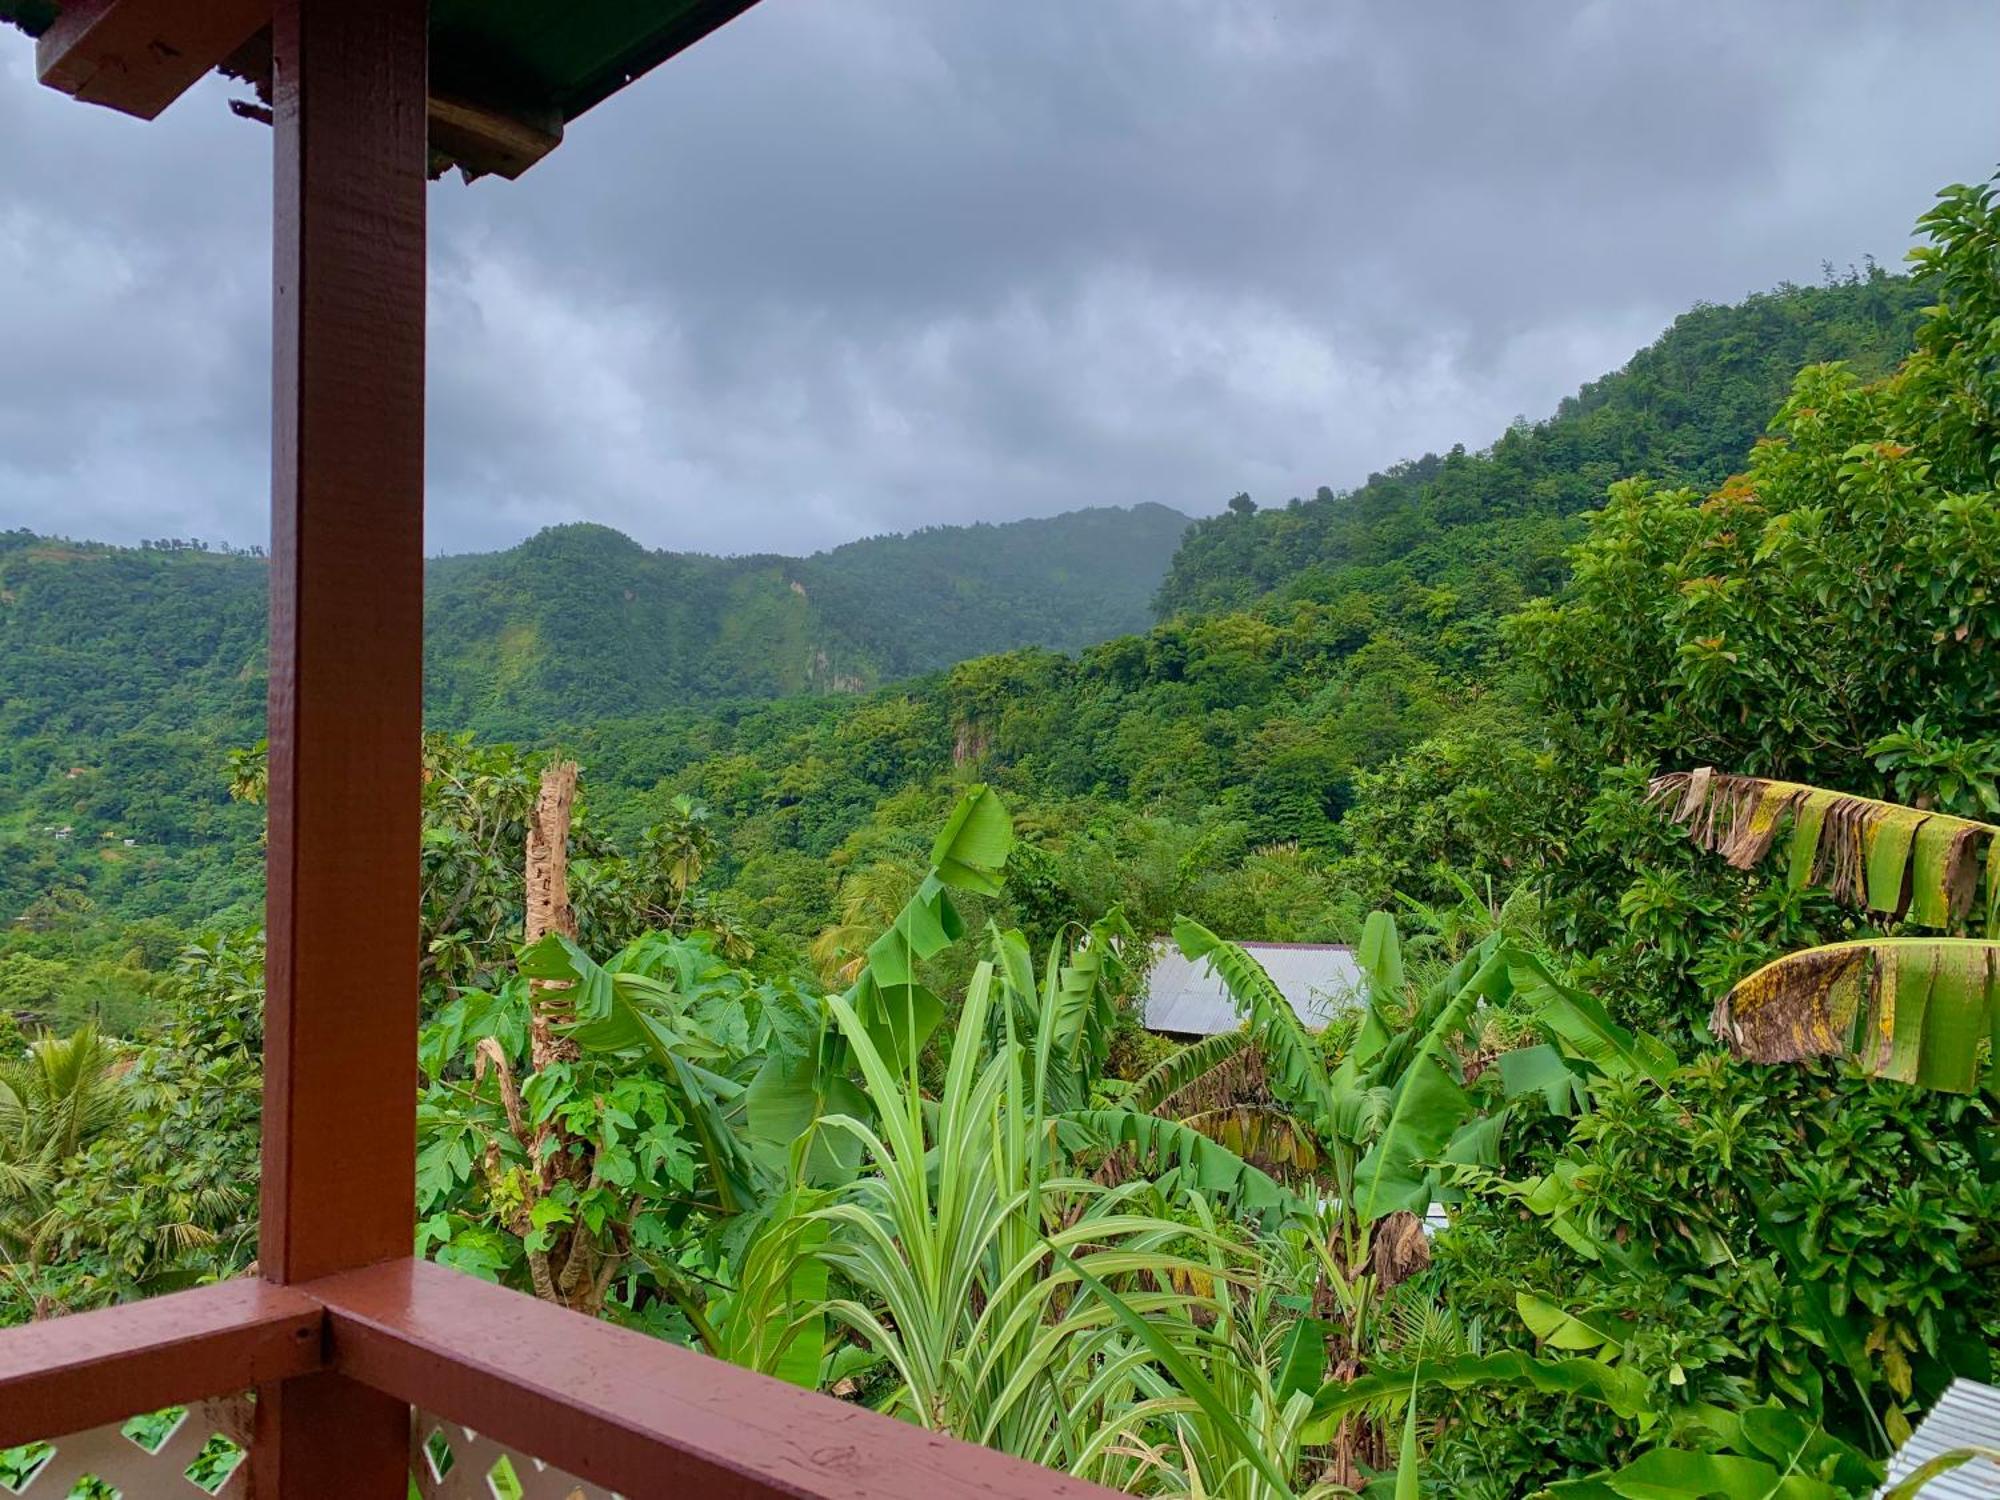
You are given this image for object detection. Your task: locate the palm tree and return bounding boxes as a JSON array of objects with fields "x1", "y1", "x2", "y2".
[
  {"x1": 809, "y1": 856, "x2": 923, "y2": 984},
  {"x1": 0, "y1": 1026, "x2": 127, "y2": 1261}
]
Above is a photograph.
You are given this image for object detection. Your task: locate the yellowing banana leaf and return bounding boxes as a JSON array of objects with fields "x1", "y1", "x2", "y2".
[
  {"x1": 1123, "y1": 1029, "x2": 1253, "y2": 1116},
  {"x1": 1713, "y1": 938, "x2": 2000, "y2": 1093},
  {"x1": 1649, "y1": 769, "x2": 1999, "y2": 930},
  {"x1": 1177, "y1": 1103, "x2": 1321, "y2": 1174}
]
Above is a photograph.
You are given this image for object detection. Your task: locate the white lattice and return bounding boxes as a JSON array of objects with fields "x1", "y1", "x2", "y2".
[
  {"x1": 0, "y1": 1396, "x2": 251, "y2": 1498},
  {"x1": 408, "y1": 1413, "x2": 620, "y2": 1500}
]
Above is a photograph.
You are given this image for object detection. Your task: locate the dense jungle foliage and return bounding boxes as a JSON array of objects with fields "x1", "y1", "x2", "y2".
[
  {"x1": 0, "y1": 502, "x2": 1187, "y2": 946},
  {"x1": 3, "y1": 180, "x2": 1998, "y2": 1497}
]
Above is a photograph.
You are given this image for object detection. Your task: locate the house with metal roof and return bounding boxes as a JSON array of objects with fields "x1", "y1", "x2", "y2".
[
  {"x1": 1143, "y1": 941, "x2": 1366, "y2": 1038},
  {"x1": 1879, "y1": 1379, "x2": 2000, "y2": 1497}
]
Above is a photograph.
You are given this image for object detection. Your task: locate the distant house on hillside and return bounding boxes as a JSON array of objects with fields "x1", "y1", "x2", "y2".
[{"x1": 1143, "y1": 941, "x2": 1365, "y2": 1039}]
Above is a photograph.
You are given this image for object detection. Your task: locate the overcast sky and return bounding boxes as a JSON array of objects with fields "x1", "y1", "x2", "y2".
[{"x1": 3, "y1": 3, "x2": 1998, "y2": 559}]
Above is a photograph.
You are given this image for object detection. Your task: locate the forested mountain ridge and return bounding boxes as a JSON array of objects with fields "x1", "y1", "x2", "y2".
[
  {"x1": 0, "y1": 503, "x2": 1186, "y2": 924},
  {"x1": 1155, "y1": 268, "x2": 1929, "y2": 618},
  {"x1": 424, "y1": 501, "x2": 1192, "y2": 736},
  {"x1": 0, "y1": 500, "x2": 1189, "y2": 748}
]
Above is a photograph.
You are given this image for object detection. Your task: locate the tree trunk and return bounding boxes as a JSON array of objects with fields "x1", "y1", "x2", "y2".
[
  {"x1": 525, "y1": 760, "x2": 579, "y2": 1072},
  {"x1": 517, "y1": 760, "x2": 602, "y2": 1313}
]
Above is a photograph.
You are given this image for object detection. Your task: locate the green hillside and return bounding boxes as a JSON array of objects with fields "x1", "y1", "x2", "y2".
[
  {"x1": 1155, "y1": 267, "x2": 1928, "y2": 620},
  {"x1": 423, "y1": 501, "x2": 1191, "y2": 736},
  {"x1": 0, "y1": 504, "x2": 1187, "y2": 924}
]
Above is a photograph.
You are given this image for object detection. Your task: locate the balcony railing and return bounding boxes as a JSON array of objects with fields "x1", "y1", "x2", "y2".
[{"x1": 0, "y1": 1260, "x2": 1114, "y2": 1499}]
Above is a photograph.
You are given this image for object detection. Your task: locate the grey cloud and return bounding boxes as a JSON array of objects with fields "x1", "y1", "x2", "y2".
[{"x1": 4, "y1": 2, "x2": 1999, "y2": 557}]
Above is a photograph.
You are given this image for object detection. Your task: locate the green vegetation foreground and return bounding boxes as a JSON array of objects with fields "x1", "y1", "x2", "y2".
[{"x1": 3, "y1": 180, "x2": 1999, "y2": 1496}]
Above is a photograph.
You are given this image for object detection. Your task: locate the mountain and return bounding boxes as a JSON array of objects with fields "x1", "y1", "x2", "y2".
[
  {"x1": 1154, "y1": 268, "x2": 1929, "y2": 618},
  {"x1": 0, "y1": 270, "x2": 1932, "y2": 934},
  {"x1": 423, "y1": 502, "x2": 1191, "y2": 737},
  {"x1": 0, "y1": 503, "x2": 1188, "y2": 922},
  {"x1": 0, "y1": 502, "x2": 1188, "y2": 745}
]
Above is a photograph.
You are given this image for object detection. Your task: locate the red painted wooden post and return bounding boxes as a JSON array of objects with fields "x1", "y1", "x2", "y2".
[{"x1": 256, "y1": 0, "x2": 429, "y2": 1492}]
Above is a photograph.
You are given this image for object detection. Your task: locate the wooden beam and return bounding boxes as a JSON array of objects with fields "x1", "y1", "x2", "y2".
[
  {"x1": 0, "y1": 1280, "x2": 322, "y2": 1449},
  {"x1": 427, "y1": 92, "x2": 563, "y2": 182},
  {"x1": 37, "y1": 0, "x2": 270, "y2": 120},
  {"x1": 316, "y1": 1258, "x2": 1123, "y2": 1500},
  {"x1": 258, "y1": 0, "x2": 428, "y2": 1492}
]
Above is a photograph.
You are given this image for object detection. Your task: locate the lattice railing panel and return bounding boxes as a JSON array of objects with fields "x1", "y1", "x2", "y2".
[
  {"x1": 410, "y1": 1413, "x2": 621, "y2": 1500},
  {"x1": 0, "y1": 1397, "x2": 252, "y2": 1498}
]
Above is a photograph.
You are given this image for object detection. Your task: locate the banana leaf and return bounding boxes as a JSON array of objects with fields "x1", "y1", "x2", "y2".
[
  {"x1": 1176, "y1": 1103, "x2": 1320, "y2": 1173},
  {"x1": 1307, "y1": 1350, "x2": 1652, "y2": 1435},
  {"x1": 927, "y1": 781, "x2": 1014, "y2": 895},
  {"x1": 1713, "y1": 938, "x2": 2000, "y2": 1093},
  {"x1": 1497, "y1": 1043, "x2": 1588, "y2": 1115},
  {"x1": 1348, "y1": 949, "x2": 1502, "y2": 1223},
  {"x1": 1029, "y1": 907, "x2": 1131, "y2": 1114},
  {"x1": 1054, "y1": 1108, "x2": 1309, "y2": 1227},
  {"x1": 1507, "y1": 955, "x2": 1680, "y2": 1089},
  {"x1": 1649, "y1": 769, "x2": 2000, "y2": 930},
  {"x1": 1123, "y1": 1029, "x2": 1252, "y2": 1115},
  {"x1": 1173, "y1": 917, "x2": 1341, "y2": 1125},
  {"x1": 1274, "y1": 1315, "x2": 1331, "y2": 1401},
  {"x1": 1355, "y1": 909, "x2": 1406, "y2": 1065}
]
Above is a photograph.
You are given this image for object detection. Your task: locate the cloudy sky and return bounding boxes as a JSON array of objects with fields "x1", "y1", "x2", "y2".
[{"x1": 3, "y1": 3, "x2": 1998, "y2": 558}]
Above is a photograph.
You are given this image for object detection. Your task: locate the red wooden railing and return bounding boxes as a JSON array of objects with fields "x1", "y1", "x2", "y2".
[
  {"x1": 0, "y1": 2, "x2": 1107, "y2": 1493},
  {"x1": 0, "y1": 1261, "x2": 1115, "y2": 1496}
]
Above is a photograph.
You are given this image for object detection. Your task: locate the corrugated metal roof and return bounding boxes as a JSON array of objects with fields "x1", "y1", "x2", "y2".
[
  {"x1": 1880, "y1": 1380, "x2": 2000, "y2": 1497},
  {"x1": 1143, "y1": 941, "x2": 1365, "y2": 1036}
]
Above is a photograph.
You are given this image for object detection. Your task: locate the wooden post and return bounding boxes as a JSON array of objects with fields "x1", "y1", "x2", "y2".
[{"x1": 256, "y1": 0, "x2": 428, "y2": 1492}]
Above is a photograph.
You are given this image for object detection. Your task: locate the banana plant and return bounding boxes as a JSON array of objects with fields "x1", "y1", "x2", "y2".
[
  {"x1": 417, "y1": 784, "x2": 1026, "y2": 1320},
  {"x1": 1651, "y1": 769, "x2": 2000, "y2": 1092},
  {"x1": 1154, "y1": 914, "x2": 1673, "y2": 1264}
]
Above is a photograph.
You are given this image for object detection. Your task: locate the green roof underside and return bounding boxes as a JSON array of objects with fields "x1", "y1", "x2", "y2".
[
  {"x1": 428, "y1": 0, "x2": 759, "y2": 124},
  {"x1": 2, "y1": 0, "x2": 759, "y2": 133}
]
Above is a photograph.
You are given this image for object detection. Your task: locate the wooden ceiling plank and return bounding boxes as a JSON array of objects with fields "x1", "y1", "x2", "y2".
[
  {"x1": 427, "y1": 91, "x2": 561, "y2": 181},
  {"x1": 37, "y1": 0, "x2": 271, "y2": 120}
]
